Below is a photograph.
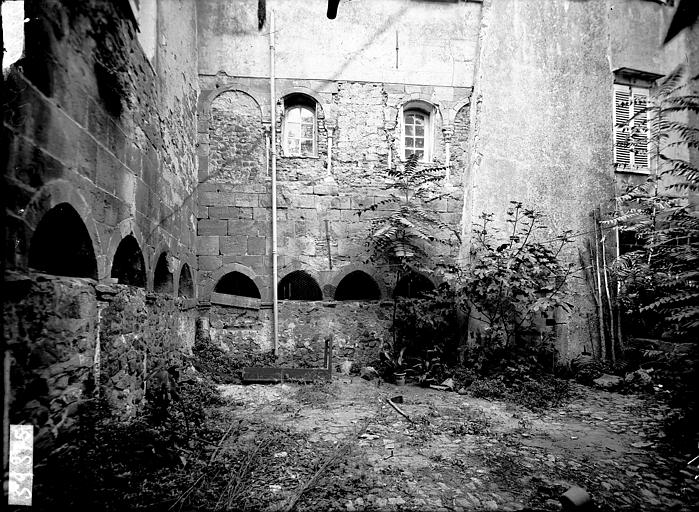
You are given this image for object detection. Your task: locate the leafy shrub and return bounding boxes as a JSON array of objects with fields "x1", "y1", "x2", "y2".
[
  {"x1": 458, "y1": 204, "x2": 575, "y2": 347},
  {"x1": 26, "y1": 376, "x2": 226, "y2": 512}
]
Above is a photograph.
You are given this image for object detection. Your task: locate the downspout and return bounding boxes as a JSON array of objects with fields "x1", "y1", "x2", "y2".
[{"x1": 270, "y1": 10, "x2": 279, "y2": 356}]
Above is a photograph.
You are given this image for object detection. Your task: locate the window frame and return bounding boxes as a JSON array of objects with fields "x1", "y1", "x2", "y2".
[
  {"x1": 282, "y1": 102, "x2": 318, "y2": 158},
  {"x1": 401, "y1": 107, "x2": 432, "y2": 162}
]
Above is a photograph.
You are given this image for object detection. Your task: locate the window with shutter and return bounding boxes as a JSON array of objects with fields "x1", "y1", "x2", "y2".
[{"x1": 614, "y1": 84, "x2": 650, "y2": 172}]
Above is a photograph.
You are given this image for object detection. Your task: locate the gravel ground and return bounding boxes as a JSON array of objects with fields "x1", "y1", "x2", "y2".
[{"x1": 211, "y1": 377, "x2": 699, "y2": 511}]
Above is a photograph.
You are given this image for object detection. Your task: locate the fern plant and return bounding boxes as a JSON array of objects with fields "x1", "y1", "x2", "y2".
[
  {"x1": 607, "y1": 65, "x2": 699, "y2": 340},
  {"x1": 358, "y1": 153, "x2": 460, "y2": 270},
  {"x1": 358, "y1": 153, "x2": 461, "y2": 372}
]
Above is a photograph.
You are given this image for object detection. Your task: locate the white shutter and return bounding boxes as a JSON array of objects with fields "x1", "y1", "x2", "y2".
[
  {"x1": 613, "y1": 84, "x2": 631, "y2": 167},
  {"x1": 631, "y1": 86, "x2": 649, "y2": 169}
]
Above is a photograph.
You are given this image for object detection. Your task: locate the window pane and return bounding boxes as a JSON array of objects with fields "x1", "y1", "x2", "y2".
[
  {"x1": 300, "y1": 108, "x2": 314, "y2": 122},
  {"x1": 405, "y1": 125, "x2": 414, "y2": 136},
  {"x1": 302, "y1": 124, "x2": 314, "y2": 138},
  {"x1": 301, "y1": 140, "x2": 314, "y2": 156},
  {"x1": 415, "y1": 125, "x2": 424, "y2": 136},
  {"x1": 415, "y1": 150, "x2": 424, "y2": 159},
  {"x1": 405, "y1": 149, "x2": 415, "y2": 158},
  {"x1": 287, "y1": 108, "x2": 301, "y2": 122},
  {"x1": 405, "y1": 137, "x2": 414, "y2": 147},
  {"x1": 405, "y1": 113, "x2": 415, "y2": 124},
  {"x1": 413, "y1": 115, "x2": 425, "y2": 126},
  {"x1": 286, "y1": 124, "x2": 300, "y2": 139},
  {"x1": 415, "y1": 137, "x2": 424, "y2": 148}
]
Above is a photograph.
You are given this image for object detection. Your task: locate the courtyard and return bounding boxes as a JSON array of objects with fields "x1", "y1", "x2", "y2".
[{"x1": 134, "y1": 376, "x2": 698, "y2": 512}]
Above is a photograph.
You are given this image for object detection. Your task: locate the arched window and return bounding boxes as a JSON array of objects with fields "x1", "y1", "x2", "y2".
[
  {"x1": 394, "y1": 272, "x2": 435, "y2": 299},
  {"x1": 283, "y1": 94, "x2": 317, "y2": 157},
  {"x1": 29, "y1": 203, "x2": 97, "y2": 279},
  {"x1": 111, "y1": 234, "x2": 146, "y2": 287},
  {"x1": 178, "y1": 263, "x2": 194, "y2": 298},
  {"x1": 214, "y1": 271, "x2": 261, "y2": 299},
  {"x1": 153, "y1": 252, "x2": 173, "y2": 294},
  {"x1": 335, "y1": 271, "x2": 381, "y2": 301},
  {"x1": 403, "y1": 109, "x2": 430, "y2": 161},
  {"x1": 278, "y1": 270, "x2": 322, "y2": 301}
]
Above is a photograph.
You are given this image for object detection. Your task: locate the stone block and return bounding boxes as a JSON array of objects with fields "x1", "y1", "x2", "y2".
[
  {"x1": 228, "y1": 219, "x2": 257, "y2": 235},
  {"x1": 330, "y1": 196, "x2": 351, "y2": 209},
  {"x1": 230, "y1": 207, "x2": 254, "y2": 219},
  {"x1": 197, "y1": 236, "x2": 219, "y2": 256},
  {"x1": 294, "y1": 195, "x2": 315, "y2": 209},
  {"x1": 235, "y1": 193, "x2": 259, "y2": 207},
  {"x1": 220, "y1": 235, "x2": 248, "y2": 255},
  {"x1": 198, "y1": 219, "x2": 227, "y2": 236},
  {"x1": 313, "y1": 184, "x2": 339, "y2": 196},
  {"x1": 247, "y1": 236, "x2": 266, "y2": 256},
  {"x1": 197, "y1": 205, "x2": 209, "y2": 219},
  {"x1": 208, "y1": 206, "x2": 231, "y2": 219}
]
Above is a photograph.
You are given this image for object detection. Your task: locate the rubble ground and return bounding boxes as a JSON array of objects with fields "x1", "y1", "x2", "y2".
[{"x1": 207, "y1": 377, "x2": 699, "y2": 511}]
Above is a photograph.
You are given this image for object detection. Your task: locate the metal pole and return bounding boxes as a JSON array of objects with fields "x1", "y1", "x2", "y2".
[{"x1": 270, "y1": 10, "x2": 279, "y2": 356}]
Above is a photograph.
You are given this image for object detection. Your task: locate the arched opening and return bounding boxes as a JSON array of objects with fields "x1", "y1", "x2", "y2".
[
  {"x1": 278, "y1": 270, "x2": 322, "y2": 301},
  {"x1": 28, "y1": 202, "x2": 97, "y2": 279},
  {"x1": 111, "y1": 234, "x2": 146, "y2": 287},
  {"x1": 153, "y1": 252, "x2": 173, "y2": 294},
  {"x1": 394, "y1": 272, "x2": 435, "y2": 299},
  {"x1": 178, "y1": 263, "x2": 194, "y2": 298},
  {"x1": 214, "y1": 271, "x2": 260, "y2": 299},
  {"x1": 334, "y1": 271, "x2": 381, "y2": 301}
]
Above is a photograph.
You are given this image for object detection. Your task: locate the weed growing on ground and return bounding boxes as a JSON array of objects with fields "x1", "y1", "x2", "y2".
[
  {"x1": 468, "y1": 373, "x2": 570, "y2": 412},
  {"x1": 293, "y1": 380, "x2": 340, "y2": 406}
]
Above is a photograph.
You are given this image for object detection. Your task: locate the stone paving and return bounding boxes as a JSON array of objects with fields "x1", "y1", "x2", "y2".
[{"x1": 217, "y1": 378, "x2": 699, "y2": 511}]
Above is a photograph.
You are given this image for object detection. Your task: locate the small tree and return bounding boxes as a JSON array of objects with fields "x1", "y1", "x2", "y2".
[
  {"x1": 460, "y1": 203, "x2": 575, "y2": 348},
  {"x1": 358, "y1": 154, "x2": 461, "y2": 369}
]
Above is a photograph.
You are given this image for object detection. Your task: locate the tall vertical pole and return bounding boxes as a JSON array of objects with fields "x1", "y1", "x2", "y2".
[{"x1": 270, "y1": 10, "x2": 279, "y2": 356}]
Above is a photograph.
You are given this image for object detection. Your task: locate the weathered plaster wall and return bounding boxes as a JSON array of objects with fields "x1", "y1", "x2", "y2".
[
  {"x1": 2, "y1": 0, "x2": 199, "y2": 291},
  {"x1": 197, "y1": 77, "x2": 468, "y2": 302},
  {"x1": 608, "y1": 0, "x2": 690, "y2": 76},
  {"x1": 467, "y1": 0, "x2": 617, "y2": 358},
  {"x1": 197, "y1": 0, "x2": 482, "y2": 87},
  {"x1": 208, "y1": 301, "x2": 391, "y2": 370}
]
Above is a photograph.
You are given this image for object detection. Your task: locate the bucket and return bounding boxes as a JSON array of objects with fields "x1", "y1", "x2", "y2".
[{"x1": 394, "y1": 372, "x2": 406, "y2": 386}]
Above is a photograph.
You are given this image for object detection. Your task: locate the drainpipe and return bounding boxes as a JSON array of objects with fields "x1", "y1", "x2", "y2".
[
  {"x1": 327, "y1": 126, "x2": 334, "y2": 173},
  {"x1": 270, "y1": 10, "x2": 279, "y2": 356}
]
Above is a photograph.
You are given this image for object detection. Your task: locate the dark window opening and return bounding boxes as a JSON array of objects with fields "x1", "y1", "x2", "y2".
[
  {"x1": 153, "y1": 252, "x2": 173, "y2": 294},
  {"x1": 618, "y1": 229, "x2": 644, "y2": 255},
  {"x1": 334, "y1": 270, "x2": 381, "y2": 301},
  {"x1": 29, "y1": 202, "x2": 97, "y2": 279},
  {"x1": 278, "y1": 270, "x2": 322, "y2": 300},
  {"x1": 111, "y1": 234, "x2": 146, "y2": 287},
  {"x1": 214, "y1": 271, "x2": 260, "y2": 299},
  {"x1": 178, "y1": 263, "x2": 194, "y2": 298},
  {"x1": 394, "y1": 272, "x2": 435, "y2": 299}
]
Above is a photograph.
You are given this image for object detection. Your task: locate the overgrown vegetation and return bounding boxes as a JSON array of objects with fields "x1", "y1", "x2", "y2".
[
  {"x1": 360, "y1": 153, "x2": 460, "y2": 380},
  {"x1": 606, "y1": 65, "x2": 699, "y2": 450}
]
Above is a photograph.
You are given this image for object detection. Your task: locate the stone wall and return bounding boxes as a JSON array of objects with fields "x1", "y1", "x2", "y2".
[
  {"x1": 97, "y1": 284, "x2": 197, "y2": 416},
  {"x1": 197, "y1": 77, "x2": 470, "y2": 301},
  {"x1": 207, "y1": 300, "x2": 392, "y2": 370},
  {"x1": 5, "y1": 273, "x2": 97, "y2": 457},
  {"x1": 2, "y1": 0, "x2": 198, "y2": 292},
  {"x1": 4, "y1": 271, "x2": 198, "y2": 456}
]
